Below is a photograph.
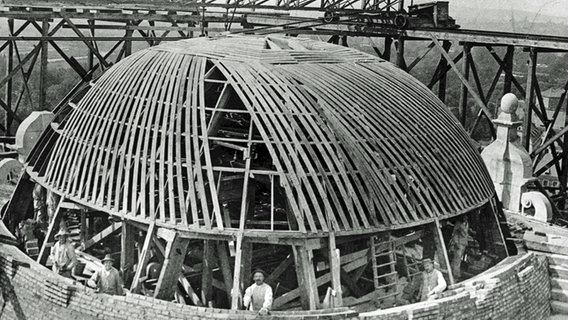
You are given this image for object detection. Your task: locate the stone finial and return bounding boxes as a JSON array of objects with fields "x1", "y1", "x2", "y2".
[
  {"x1": 481, "y1": 93, "x2": 532, "y2": 212},
  {"x1": 498, "y1": 93, "x2": 519, "y2": 122}
]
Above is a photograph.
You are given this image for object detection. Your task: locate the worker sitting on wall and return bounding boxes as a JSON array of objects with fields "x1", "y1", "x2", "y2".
[
  {"x1": 243, "y1": 269, "x2": 273, "y2": 315},
  {"x1": 49, "y1": 229, "x2": 77, "y2": 278},
  {"x1": 419, "y1": 258, "x2": 447, "y2": 301},
  {"x1": 87, "y1": 254, "x2": 124, "y2": 295}
]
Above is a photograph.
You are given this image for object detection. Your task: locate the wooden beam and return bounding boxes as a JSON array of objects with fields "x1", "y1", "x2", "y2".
[
  {"x1": 83, "y1": 222, "x2": 122, "y2": 250},
  {"x1": 273, "y1": 249, "x2": 367, "y2": 308},
  {"x1": 121, "y1": 222, "x2": 137, "y2": 274},
  {"x1": 230, "y1": 235, "x2": 252, "y2": 309},
  {"x1": 37, "y1": 197, "x2": 65, "y2": 265},
  {"x1": 154, "y1": 233, "x2": 190, "y2": 300},
  {"x1": 433, "y1": 219, "x2": 454, "y2": 285},
  {"x1": 201, "y1": 239, "x2": 215, "y2": 305},
  {"x1": 130, "y1": 221, "x2": 156, "y2": 293},
  {"x1": 523, "y1": 48, "x2": 537, "y2": 151},
  {"x1": 328, "y1": 232, "x2": 342, "y2": 306},
  {"x1": 265, "y1": 254, "x2": 293, "y2": 285},
  {"x1": 179, "y1": 275, "x2": 204, "y2": 306},
  {"x1": 430, "y1": 34, "x2": 493, "y2": 120},
  {"x1": 293, "y1": 245, "x2": 319, "y2": 310},
  {"x1": 217, "y1": 240, "x2": 234, "y2": 299},
  {"x1": 458, "y1": 43, "x2": 471, "y2": 126},
  {"x1": 39, "y1": 19, "x2": 49, "y2": 110}
]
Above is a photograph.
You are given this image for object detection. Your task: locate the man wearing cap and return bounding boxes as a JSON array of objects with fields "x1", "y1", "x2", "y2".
[
  {"x1": 243, "y1": 269, "x2": 273, "y2": 315},
  {"x1": 49, "y1": 229, "x2": 77, "y2": 278},
  {"x1": 419, "y1": 258, "x2": 447, "y2": 301},
  {"x1": 88, "y1": 254, "x2": 124, "y2": 295}
]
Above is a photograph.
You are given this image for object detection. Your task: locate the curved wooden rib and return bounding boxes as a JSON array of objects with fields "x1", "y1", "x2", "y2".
[{"x1": 26, "y1": 35, "x2": 494, "y2": 235}]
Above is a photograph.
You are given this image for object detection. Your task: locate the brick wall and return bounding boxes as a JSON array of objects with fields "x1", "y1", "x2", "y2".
[
  {"x1": 360, "y1": 253, "x2": 550, "y2": 320},
  {"x1": 0, "y1": 241, "x2": 550, "y2": 320}
]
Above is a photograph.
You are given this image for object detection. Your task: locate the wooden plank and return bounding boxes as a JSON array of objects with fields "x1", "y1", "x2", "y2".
[
  {"x1": 37, "y1": 197, "x2": 65, "y2": 265},
  {"x1": 523, "y1": 48, "x2": 537, "y2": 151},
  {"x1": 216, "y1": 240, "x2": 234, "y2": 299},
  {"x1": 179, "y1": 275, "x2": 204, "y2": 306},
  {"x1": 83, "y1": 221, "x2": 122, "y2": 250},
  {"x1": 230, "y1": 235, "x2": 252, "y2": 309},
  {"x1": 433, "y1": 219, "x2": 454, "y2": 285},
  {"x1": 201, "y1": 239, "x2": 214, "y2": 305},
  {"x1": 130, "y1": 221, "x2": 156, "y2": 293},
  {"x1": 121, "y1": 222, "x2": 137, "y2": 274},
  {"x1": 265, "y1": 254, "x2": 293, "y2": 285},
  {"x1": 328, "y1": 232, "x2": 343, "y2": 306},
  {"x1": 293, "y1": 245, "x2": 319, "y2": 310},
  {"x1": 154, "y1": 232, "x2": 190, "y2": 300}
]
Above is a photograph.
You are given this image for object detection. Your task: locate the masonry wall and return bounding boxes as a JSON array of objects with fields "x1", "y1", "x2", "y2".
[{"x1": 0, "y1": 241, "x2": 550, "y2": 320}]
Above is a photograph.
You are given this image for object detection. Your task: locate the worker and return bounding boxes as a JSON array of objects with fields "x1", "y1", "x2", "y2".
[
  {"x1": 448, "y1": 217, "x2": 469, "y2": 279},
  {"x1": 88, "y1": 254, "x2": 124, "y2": 295},
  {"x1": 419, "y1": 258, "x2": 447, "y2": 301},
  {"x1": 243, "y1": 269, "x2": 273, "y2": 315},
  {"x1": 49, "y1": 229, "x2": 77, "y2": 278}
]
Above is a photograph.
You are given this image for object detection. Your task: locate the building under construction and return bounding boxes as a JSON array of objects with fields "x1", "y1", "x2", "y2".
[{"x1": 0, "y1": 1, "x2": 564, "y2": 319}]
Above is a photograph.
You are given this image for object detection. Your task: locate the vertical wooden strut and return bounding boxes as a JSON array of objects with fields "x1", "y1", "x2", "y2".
[
  {"x1": 5, "y1": 18, "x2": 13, "y2": 134},
  {"x1": 433, "y1": 219, "x2": 454, "y2": 285},
  {"x1": 459, "y1": 43, "x2": 471, "y2": 126},
  {"x1": 39, "y1": 19, "x2": 49, "y2": 110},
  {"x1": 201, "y1": 239, "x2": 214, "y2": 305},
  {"x1": 328, "y1": 232, "x2": 342, "y2": 307},
  {"x1": 523, "y1": 48, "x2": 538, "y2": 151},
  {"x1": 154, "y1": 232, "x2": 190, "y2": 300},
  {"x1": 130, "y1": 222, "x2": 156, "y2": 293},
  {"x1": 37, "y1": 197, "x2": 65, "y2": 265},
  {"x1": 293, "y1": 245, "x2": 319, "y2": 310},
  {"x1": 121, "y1": 222, "x2": 137, "y2": 286}
]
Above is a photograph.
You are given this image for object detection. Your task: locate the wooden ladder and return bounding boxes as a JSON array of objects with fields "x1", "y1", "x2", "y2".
[{"x1": 370, "y1": 235, "x2": 399, "y2": 300}]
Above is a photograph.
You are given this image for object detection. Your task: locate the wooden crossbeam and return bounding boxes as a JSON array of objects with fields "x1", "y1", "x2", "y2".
[
  {"x1": 83, "y1": 222, "x2": 122, "y2": 250},
  {"x1": 60, "y1": 16, "x2": 110, "y2": 68},
  {"x1": 154, "y1": 233, "x2": 190, "y2": 300},
  {"x1": 130, "y1": 221, "x2": 155, "y2": 293},
  {"x1": 265, "y1": 254, "x2": 293, "y2": 285},
  {"x1": 431, "y1": 34, "x2": 493, "y2": 121}
]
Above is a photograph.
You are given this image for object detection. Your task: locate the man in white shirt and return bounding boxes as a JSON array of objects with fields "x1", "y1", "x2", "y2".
[
  {"x1": 243, "y1": 269, "x2": 273, "y2": 315},
  {"x1": 49, "y1": 229, "x2": 77, "y2": 278},
  {"x1": 420, "y1": 258, "x2": 447, "y2": 301}
]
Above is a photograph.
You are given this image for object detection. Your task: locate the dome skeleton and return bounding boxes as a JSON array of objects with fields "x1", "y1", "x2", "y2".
[{"x1": 26, "y1": 35, "x2": 494, "y2": 236}]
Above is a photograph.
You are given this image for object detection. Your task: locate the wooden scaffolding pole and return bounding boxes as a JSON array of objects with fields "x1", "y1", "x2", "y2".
[
  {"x1": 459, "y1": 43, "x2": 471, "y2": 126},
  {"x1": 39, "y1": 19, "x2": 49, "y2": 110},
  {"x1": 130, "y1": 221, "x2": 156, "y2": 293},
  {"x1": 154, "y1": 232, "x2": 190, "y2": 300},
  {"x1": 433, "y1": 219, "x2": 454, "y2": 285},
  {"x1": 523, "y1": 48, "x2": 538, "y2": 151},
  {"x1": 293, "y1": 245, "x2": 319, "y2": 310}
]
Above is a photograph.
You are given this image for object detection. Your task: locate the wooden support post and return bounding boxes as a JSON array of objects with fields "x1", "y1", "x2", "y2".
[
  {"x1": 503, "y1": 46, "x2": 514, "y2": 95},
  {"x1": 293, "y1": 245, "x2": 319, "y2": 310},
  {"x1": 201, "y1": 239, "x2": 215, "y2": 305},
  {"x1": 488, "y1": 198, "x2": 510, "y2": 258},
  {"x1": 154, "y1": 232, "x2": 190, "y2": 300},
  {"x1": 383, "y1": 37, "x2": 392, "y2": 61},
  {"x1": 433, "y1": 219, "x2": 454, "y2": 285},
  {"x1": 39, "y1": 19, "x2": 49, "y2": 110},
  {"x1": 459, "y1": 43, "x2": 471, "y2": 126},
  {"x1": 328, "y1": 232, "x2": 342, "y2": 307},
  {"x1": 217, "y1": 240, "x2": 234, "y2": 299},
  {"x1": 124, "y1": 21, "x2": 133, "y2": 57},
  {"x1": 121, "y1": 222, "x2": 137, "y2": 274},
  {"x1": 523, "y1": 48, "x2": 537, "y2": 151},
  {"x1": 5, "y1": 18, "x2": 13, "y2": 134},
  {"x1": 395, "y1": 36, "x2": 406, "y2": 70},
  {"x1": 437, "y1": 40, "x2": 451, "y2": 103},
  {"x1": 130, "y1": 222, "x2": 156, "y2": 293},
  {"x1": 37, "y1": 197, "x2": 65, "y2": 265},
  {"x1": 230, "y1": 236, "x2": 252, "y2": 309},
  {"x1": 87, "y1": 19, "x2": 95, "y2": 70},
  {"x1": 79, "y1": 210, "x2": 87, "y2": 243}
]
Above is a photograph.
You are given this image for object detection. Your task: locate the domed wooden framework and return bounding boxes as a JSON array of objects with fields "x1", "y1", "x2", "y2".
[
  {"x1": 8, "y1": 35, "x2": 508, "y2": 311},
  {"x1": 27, "y1": 35, "x2": 493, "y2": 235}
]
